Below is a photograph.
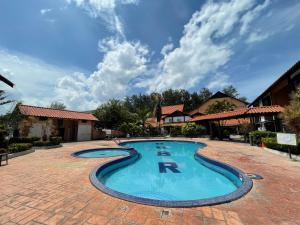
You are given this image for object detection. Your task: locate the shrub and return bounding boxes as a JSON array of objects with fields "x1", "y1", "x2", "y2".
[
  {"x1": 182, "y1": 123, "x2": 206, "y2": 137},
  {"x1": 9, "y1": 137, "x2": 40, "y2": 144},
  {"x1": 170, "y1": 126, "x2": 182, "y2": 137},
  {"x1": 7, "y1": 143, "x2": 32, "y2": 153},
  {"x1": 0, "y1": 148, "x2": 8, "y2": 153},
  {"x1": 262, "y1": 137, "x2": 300, "y2": 155},
  {"x1": 249, "y1": 131, "x2": 276, "y2": 146},
  {"x1": 49, "y1": 136, "x2": 62, "y2": 145},
  {"x1": 223, "y1": 129, "x2": 230, "y2": 138}
]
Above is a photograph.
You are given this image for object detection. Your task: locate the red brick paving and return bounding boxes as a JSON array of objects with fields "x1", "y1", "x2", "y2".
[{"x1": 0, "y1": 138, "x2": 300, "y2": 225}]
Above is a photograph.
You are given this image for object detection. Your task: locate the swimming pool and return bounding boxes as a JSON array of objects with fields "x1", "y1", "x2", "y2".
[{"x1": 88, "y1": 140, "x2": 252, "y2": 207}]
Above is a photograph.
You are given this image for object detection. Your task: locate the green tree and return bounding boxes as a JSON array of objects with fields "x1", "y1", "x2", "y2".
[
  {"x1": 283, "y1": 85, "x2": 300, "y2": 133},
  {"x1": 205, "y1": 100, "x2": 237, "y2": 114},
  {"x1": 49, "y1": 101, "x2": 66, "y2": 110},
  {"x1": 198, "y1": 88, "x2": 213, "y2": 102},
  {"x1": 136, "y1": 107, "x2": 151, "y2": 128},
  {"x1": 182, "y1": 122, "x2": 205, "y2": 137},
  {"x1": 222, "y1": 85, "x2": 247, "y2": 102},
  {"x1": 94, "y1": 99, "x2": 137, "y2": 129}
]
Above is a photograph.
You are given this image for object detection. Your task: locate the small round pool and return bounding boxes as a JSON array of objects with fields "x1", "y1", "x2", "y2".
[{"x1": 72, "y1": 148, "x2": 130, "y2": 158}]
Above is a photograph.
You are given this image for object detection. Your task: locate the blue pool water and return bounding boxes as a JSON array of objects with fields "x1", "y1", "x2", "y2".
[
  {"x1": 99, "y1": 141, "x2": 242, "y2": 201},
  {"x1": 74, "y1": 148, "x2": 129, "y2": 158}
]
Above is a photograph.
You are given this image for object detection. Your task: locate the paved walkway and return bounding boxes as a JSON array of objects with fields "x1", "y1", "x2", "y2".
[{"x1": 0, "y1": 138, "x2": 299, "y2": 225}]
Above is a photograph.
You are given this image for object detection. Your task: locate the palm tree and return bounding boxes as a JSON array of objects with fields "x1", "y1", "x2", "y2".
[
  {"x1": 137, "y1": 107, "x2": 151, "y2": 128},
  {"x1": 0, "y1": 90, "x2": 13, "y2": 106}
]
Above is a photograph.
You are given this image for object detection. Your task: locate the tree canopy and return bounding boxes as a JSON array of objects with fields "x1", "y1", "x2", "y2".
[
  {"x1": 222, "y1": 85, "x2": 247, "y2": 102},
  {"x1": 94, "y1": 99, "x2": 137, "y2": 129},
  {"x1": 49, "y1": 101, "x2": 66, "y2": 110},
  {"x1": 205, "y1": 100, "x2": 237, "y2": 114}
]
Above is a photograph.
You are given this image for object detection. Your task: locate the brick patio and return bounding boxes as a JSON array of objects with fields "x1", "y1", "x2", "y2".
[{"x1": 1, "y1": 138, "x2": 300, "y2": 225}]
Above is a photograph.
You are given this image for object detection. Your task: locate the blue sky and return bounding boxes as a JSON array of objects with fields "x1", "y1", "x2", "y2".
[{"x1": 1, "y1": 0, "x2": 300, "y2": 112}]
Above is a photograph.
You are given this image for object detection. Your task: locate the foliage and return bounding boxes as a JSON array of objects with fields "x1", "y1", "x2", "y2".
[
  {"x1": 222, "y1": 85, "x2": 247, "y2": 102},
  {"x1": 0, "y1": 102, "x2": 25, "y2": 136},
  {"x1": 119, "y1": 122, "x2": 143, "y2": 136},
  {"x1": 283, "y1": 85, "x2": 300, "y2": 133},
  {"x1": 239, "y1": 124, "x2": 254, "y2": 142},
  {"x1": 0, "y1": 90, "x2": 13, "y2": 106},
  {"x1": 136, "y1": 107, "x2": 151, "y2": 127},
  {"x1": 0, "y1": 148, "x2": 8, "y2": 153},
  {"x1": 7, "y1": 143, "x2": 32, "y2": 153},
  {"x1": 205, "y1": 100, "x2": 237, "y2": 114},
  {"x1": 170, "y1": 126, "x2": 182, "y2": 137},
  {"x1": 49, "y1": 101, "x2": 66, "y2": 110},
  {"x1": 262, "y1": 137, "x2": 300, "y2": 155},
  {"x1": 94, "y1": 99, "x2": 137, "y2": 129},
  {"x1": 49, "y1": 136, "x2": 62, "y2": 145},
  {"x1": 9, "y1": 136, "x2": 40, "y2": 144},
  {"x1": 223, "y1": 129, "x2": 230, "y2": 138},
  {"x1": 249, "y1": 131, "x2": 276, "y2": 146},
  {"x1": 0, "y1": 125, "x2": 8, "y2": 148},
  {"x1": 182, "y1": 122, "x2": 206, "y2": 137}
]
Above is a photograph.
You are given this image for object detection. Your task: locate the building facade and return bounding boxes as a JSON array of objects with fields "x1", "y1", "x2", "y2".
[{"x1": 17, "y1": 105, "x2": 104, "y2": 142}]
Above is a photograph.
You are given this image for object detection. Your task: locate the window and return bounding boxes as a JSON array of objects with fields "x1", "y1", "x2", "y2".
[{"x1": 262, "y1": 95, "x2": 272, "y2": 106}]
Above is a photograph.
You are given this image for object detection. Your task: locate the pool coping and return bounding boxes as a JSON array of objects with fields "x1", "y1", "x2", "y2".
[
  {"x1": 86, "y1": 139, "x2": 253, "y2": 208},
  {"x1": 71, "y1": 147, "x2": 132, "y2": 158}
]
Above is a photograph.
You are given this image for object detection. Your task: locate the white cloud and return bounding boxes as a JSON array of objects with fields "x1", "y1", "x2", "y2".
[
  {"x1": 240, "y1": 0, "x2": 270, "y2": 35},
  {"x1": 138, "y1": 0, "x2": 269, "y2": 93},
  {"x1": 246, "y1": 31, "x2": 270, "y2": 43},
  {"x1": 40, "y1": 8, "x2": 52, "y2": 15},
  {"x1": 207, "y1": 73, "x2": 230, "y2": 90},
  {"x1": 245, "y1": 1, "x2": 300, "y2": 44},
  {"x1": 161, "y1": 43, "x2": 174, "y2": 56},
  {"x1": 65, "y1": 0, "x2": 139, "y2": 37},
  {"x1": 55, "y1": 37, "x2": 149, "y2": 109},
  {"x1": 0, "y1": 49, "x2": 77, "y2": 114}
]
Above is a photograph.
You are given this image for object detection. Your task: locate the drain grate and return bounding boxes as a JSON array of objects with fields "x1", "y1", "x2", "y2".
[
  {"x1": 160, "y1": 209, "x2": 171, "y2": 218},
  {"x1": 247, "y1": 173, "x2": 264, "y2": 180}
]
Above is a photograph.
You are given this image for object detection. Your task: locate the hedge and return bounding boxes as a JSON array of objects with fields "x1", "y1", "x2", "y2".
[
  {"x1": 33, "y1": 136, "x2": 62, "y2": 147},
  {"x1": 182, "y1": 123, "x2": 206, "y2": 137},
  {"x1": 249, "y1": 131, "x2": 276, "y2": 146},
  {"x1": 170, "y1": 126, "x2": 182, "y2": 137},
  {"x1": 49, "y1": 136, "x2": 62, "y2": 145},
  {"x1": 9, "y1": 137, "x2": 40, "y2": 144},
  {"x1": 0, "y1": 148, "x2": 8, "y2": 153},
  {"x1": 262, "y1": 137, "x2": 300, "y2": 155},
  {"x1": 7, "y1": 143, "x2": 32, "y2": 153}
]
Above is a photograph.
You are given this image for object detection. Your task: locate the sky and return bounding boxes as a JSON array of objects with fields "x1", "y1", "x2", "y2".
[{"x1": 1, "y1": 0, "x2": 300, "y2": 113}]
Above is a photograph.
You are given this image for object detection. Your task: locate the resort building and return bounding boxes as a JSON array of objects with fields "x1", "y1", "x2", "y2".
[
  {"x1": 189, "y1": 91, "x2": 247, "y2": 117},
  {"x1": 16, "y1": 104, "x2": 103, "y2": 142},
  {"x1": 249, "y1": 61, "x2": 300, "y2": 131},
  {"x1": 250, "y1": 60, "x2": 300, "y2": 107},
  {"x1": 146, "y1": 104, "x2": 191, "y2": 130}
]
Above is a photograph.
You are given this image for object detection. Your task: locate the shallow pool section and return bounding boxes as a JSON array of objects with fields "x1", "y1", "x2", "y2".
[
  {"x1": 72, "y1": 148, "x2": 130, "y2": 158},
  {"x1": 89, "y1": 140, "x2": 252, "y2": 207}
]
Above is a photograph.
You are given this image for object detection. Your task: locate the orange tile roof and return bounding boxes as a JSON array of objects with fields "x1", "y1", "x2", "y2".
[
  {"x1": 190, "y1": 105, "x2": 283, "y2": 122},
  {"x1": 19, "y1": 105, "x2": 98, "y2": 121},
  {"x1": 247, "y1": 105, "x2": 284, "y2": 114},
  {"x1": 161, "y1": 104, "x2": 184, "y2": 115},
  {"x1": 219, "y1": 118, "x2": 250, "y2": 126}
]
